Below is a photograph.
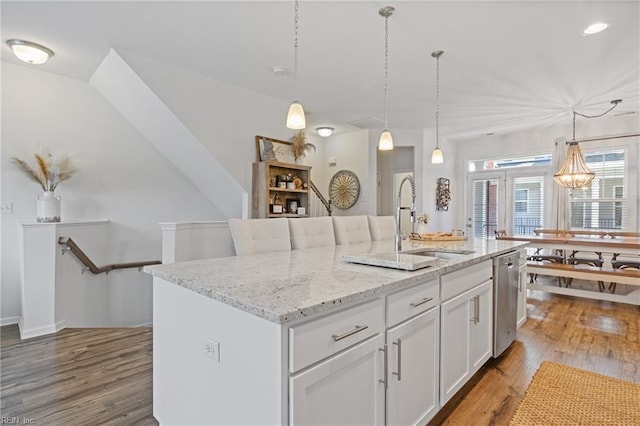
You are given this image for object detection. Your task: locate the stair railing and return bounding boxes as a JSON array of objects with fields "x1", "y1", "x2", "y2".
[{"x1": 58, "y1": 237, "x2": 161, "y2": 274}]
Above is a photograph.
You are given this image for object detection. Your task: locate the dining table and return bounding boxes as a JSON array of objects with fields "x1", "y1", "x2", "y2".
[{"x1": 496, "y1": 233, "x2": 640, "y2": 305}]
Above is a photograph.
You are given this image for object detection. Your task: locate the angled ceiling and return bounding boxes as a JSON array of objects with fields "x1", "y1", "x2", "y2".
[{"x1": 2, "y1": 1, "x2": 639, "y2": 140}]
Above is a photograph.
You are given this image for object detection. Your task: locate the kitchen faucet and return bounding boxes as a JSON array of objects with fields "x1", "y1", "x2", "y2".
[{"x1": 396, "y1": 175, "x2": 416, "y2": 252}]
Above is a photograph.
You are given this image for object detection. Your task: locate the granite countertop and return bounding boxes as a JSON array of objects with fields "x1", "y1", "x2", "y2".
[{"x1": 144, "y1": 238, "x2": 527, "y2": 324}]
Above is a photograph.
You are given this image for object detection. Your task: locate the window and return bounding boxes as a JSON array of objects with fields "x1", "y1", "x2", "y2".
[
  {"x1": 514, "y1": 189, "x2": 528, "y2": 213},
  {"x1": 570, "y1": 149, "x2": 626, "y2": 230},
  {"x1": 512, "y1": 176, "x2": 544, "y2": 235}
]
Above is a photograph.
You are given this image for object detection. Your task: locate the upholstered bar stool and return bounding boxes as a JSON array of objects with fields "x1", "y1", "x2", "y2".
[
  {"x1": 367, "y1": 216, "x2": 396, "y2": 241},
  {"x1": 288, "y1": 217, "x2": 336, "y2": 249},
  {"x1": 332, "y1": 215, "x2": 372, "y2": 245},
  {"x1": 228, "y1": 218, "x2": 291, "y2": 255}
]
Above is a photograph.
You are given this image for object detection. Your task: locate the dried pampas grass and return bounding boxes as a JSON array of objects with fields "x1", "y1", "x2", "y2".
[
  {"x1": 290, "y1": 130, "x2": 316, "y2": 161},
  {"x1": 11, "y1": 152, "x2": 77, "y2": 192}
]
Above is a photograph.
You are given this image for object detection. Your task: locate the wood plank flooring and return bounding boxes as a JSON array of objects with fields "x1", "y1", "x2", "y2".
[
  {"x1": 2, "y1": 289, "x2": 638, "y2": 425},
  {"x1": 0, "y1": 326, "x2": 156, "y2": 425}
]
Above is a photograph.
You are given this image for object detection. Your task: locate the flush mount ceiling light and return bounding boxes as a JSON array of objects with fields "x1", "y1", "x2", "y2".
[
  {"x1": 6, "y1": 39, "x2": 53, "y2": 65},
  {"x1": 582, "y1": 22, "x2": 609, "y2": 36},
  {"x1": 316, "y1": 127, "x2": 334, "y2": 137},
  {"x1": 431, "y1": 50, "x2": 445, "y2": 164},
  {"x1": 553, "y1": 99, "x2": 621, "y2": 189},
  {"x1": 378, "y1": 6, "x2": 395, "y2": 151},
  {"x1": 286, "y1": 0, "x2": 306, "y2": 130}
]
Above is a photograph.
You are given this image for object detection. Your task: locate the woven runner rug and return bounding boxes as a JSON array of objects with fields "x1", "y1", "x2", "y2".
[{"x1": 510, "y1": 361, "x2": 640, "y2": 425}]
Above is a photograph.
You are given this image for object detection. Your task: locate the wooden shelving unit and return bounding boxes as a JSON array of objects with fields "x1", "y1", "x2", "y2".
[{"x1": 252, "y1": 161, "x2": 311, "y2": 219}]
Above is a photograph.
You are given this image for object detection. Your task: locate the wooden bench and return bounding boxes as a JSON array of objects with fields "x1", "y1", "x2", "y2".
[{"x1": 526, "y1": 261, "x2": 640, "y2": 305}]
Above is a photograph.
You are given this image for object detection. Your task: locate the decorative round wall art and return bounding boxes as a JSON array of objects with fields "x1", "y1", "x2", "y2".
[{"x1": 329, "y1": 170, "x2": 360, "y2": 209}]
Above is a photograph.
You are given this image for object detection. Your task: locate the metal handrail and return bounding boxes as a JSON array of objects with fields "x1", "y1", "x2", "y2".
[
  {"x1": 58, "y1": 237, "x2": 161, "y2": 274},
  {"x1": 309, "y1": 180, "x2": 332, "y2": 216}
]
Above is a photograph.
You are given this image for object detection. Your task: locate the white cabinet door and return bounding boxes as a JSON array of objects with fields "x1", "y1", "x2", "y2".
[
  {"x1": 469, "y1": 280, "x2": 493, "y2": 372},
  {"x1": 289, "y1": 334, "x2": 385, "y2": 426},
  {"x1": 440, "y1": 288, "x2": 473, "y2": 405},
  {"x1": 386, "y1": 307, "x2": 440, "y2": 426},
  {"x1": 517, "y1": 261, "x2": 527, "y2": 327},
  {"x1": 440, "y1": 280, "x2": 494, "y2": 405}
]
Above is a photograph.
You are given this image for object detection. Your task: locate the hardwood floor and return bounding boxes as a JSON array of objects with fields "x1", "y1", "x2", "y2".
[
  {"x1": 439, "y1": 289, "x2": 640, "y2": 425},
  {"x1": 0, "y1": 326, "x2": 156, "y2": 425},
  {"x1": 2, "y1": 289, "x2": 638, "y2": 425}
]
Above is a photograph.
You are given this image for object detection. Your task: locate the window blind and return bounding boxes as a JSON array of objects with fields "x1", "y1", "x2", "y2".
[
  {"x1": 512, "y1": 176, "x2": 544, "y2": 235},
  {"x1": 570, "y1": 149, "x2": 627, "y2": 231}
]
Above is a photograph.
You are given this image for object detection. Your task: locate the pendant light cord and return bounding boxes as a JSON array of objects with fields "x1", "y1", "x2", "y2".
[
  {"x1": 294, "y1": 0, "x2": 299, "y2": 102},
  {"x1": 572, "y1": 100, "x2": 621, "y2": 140},
  {"x1": 383, "y1": 13, "x2": 389, "y2": 129},
  {"x1": 435, "y1": 54, "x2": 440, "y2": 148}
]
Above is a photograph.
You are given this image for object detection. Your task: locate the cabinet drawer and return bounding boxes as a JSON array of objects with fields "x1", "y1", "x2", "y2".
[
  {"x1": 289, "y1": 299, "x2": 384, "y2": 373},
  {"x1": 441, "y1": 260, "x2": 492, "y2": 302},
  {"x1": 386, "y1": 279, "x2": 439, "y2": 327}
]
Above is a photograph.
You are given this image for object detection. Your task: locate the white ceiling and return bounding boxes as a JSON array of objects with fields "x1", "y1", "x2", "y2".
[{"x1": 2, "y1": 1, "x2": 639, "y2": 140}]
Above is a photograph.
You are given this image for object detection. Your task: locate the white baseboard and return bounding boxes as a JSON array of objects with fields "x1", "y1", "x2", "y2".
[
  {"x1": 1, "y1": 316, "x2": 20, "y2": 326},
  {"x1": 134, "y1": 321, "x2": 153, "y2": 327},
  {"x1": 18, "y1": 319, "x2": 66, "y2": 340}
]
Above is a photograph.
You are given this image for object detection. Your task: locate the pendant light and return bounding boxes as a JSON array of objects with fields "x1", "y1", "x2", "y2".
[
  {"x1": 378, "y1": 6, "x2": 394, "y2": 151},
  {"x1": 553, "y1": 100, "x2": 621, "y2": 189},
  {"x1": 431, "y1": 50, "x2": 444, "y2": 164},
  {"x1": 286, "y1": 0, "x2": 306, "y2": 129}
]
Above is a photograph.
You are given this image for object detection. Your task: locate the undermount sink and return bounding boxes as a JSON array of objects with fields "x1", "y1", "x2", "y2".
[{"x1": 407, "y1": 249, "x2": 475, "y2": 259}]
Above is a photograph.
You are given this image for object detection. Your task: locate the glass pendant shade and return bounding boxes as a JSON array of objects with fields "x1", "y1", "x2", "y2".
[
  {"x1": 378, "y1": 130, "x2": 394, "y2": 150},
  {"x1": 431, "y1": 147, "x2": 444, "y2": 164},
  {"x1": 7, "y1": 39, "x2": 53, "y2": 65},
  {"x1": 553, "y1": 142, "x2": 595, "y2": 189},
  {"x1": 286, "y1": 101, "x2": 306, "y2": 129}
]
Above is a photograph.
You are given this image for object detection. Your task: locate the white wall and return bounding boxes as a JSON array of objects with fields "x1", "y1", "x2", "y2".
[
  {"x1": 323, "y1": 129, "x2": 371, "y2": 216},
  {"x1": 1, "y1": 62, "x2": 223, "y2": 323},
  {"x1": 118, "y1": 51, "x2": 304, "y2": 195}
]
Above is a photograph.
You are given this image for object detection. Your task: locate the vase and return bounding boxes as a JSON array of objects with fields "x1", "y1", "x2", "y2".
[
  {"x1": 416, "y1": 223, "x2": 429, "y2": 235},
  {"x1": 37, "y1": 191, "x2": 61, "y2": 223}
]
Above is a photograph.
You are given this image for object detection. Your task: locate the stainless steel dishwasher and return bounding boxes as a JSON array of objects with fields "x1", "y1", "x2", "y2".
[{"x1": 492, "y1": 251, "x2": 520, "y2": 357}]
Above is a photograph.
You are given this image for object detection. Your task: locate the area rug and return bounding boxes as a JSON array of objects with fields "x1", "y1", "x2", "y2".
[{"x1": 509, "y1": 361, "x2": 640, "y2": 425}]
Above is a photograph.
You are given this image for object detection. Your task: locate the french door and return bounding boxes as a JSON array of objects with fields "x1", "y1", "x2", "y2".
[{"x1": 467, "y1": 170, "x2": 549, "y2": 238}]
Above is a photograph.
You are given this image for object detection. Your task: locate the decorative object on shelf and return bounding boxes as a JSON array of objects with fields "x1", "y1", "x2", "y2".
[
  {"x1": 256, "y1": 135, "x2": 295, "y2": 163},
  {"x1": 329, "y1": 170, "x2": 360, "y2": 209},
  {"x1": 436, "y1": 177, "x2": 451, "y2": 211},
  {"x1": 11, "y1": 152, "x2": 77, "y2": 222},
  {"x1": 553, "y1": 99, "x2": 621, "y2": 189},
  {"x1": 7, "y1": 39, "x2": 54, "y2": 65},
  {"x1": 378, "y1": 6, "x2": 395, "y2": 151},
  {"x1": 262, "y1": 139, "x2": 277, "y2": 161},
  {"x1": 286, "y1": 0, "x2": 306, "y2": 130},
  {"x1": 290, "y1": 130, "x2": 316, "y2": 162},
  {"x1": 287, "y1": 199, "x2": 299, "y2": 213},
  {"x1": 293, "y1": 177, "x2": 303, "y2": 189},
  {"x1": 431, "y1": 50, "x2": 445, "y2": 164},
  {"x1": 416, "y1": 213, "x2": 430, "y2": 235},
  {"x1": 272, "y1": 194, "x2": 283, "y2": 214}
]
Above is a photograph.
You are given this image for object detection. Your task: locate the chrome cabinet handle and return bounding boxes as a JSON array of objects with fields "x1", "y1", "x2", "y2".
[
  {"x1": 392, "y1": 339, "x2": 402, "y2": 381},
  {"x1": 332, "y1": 324, "x2": 368, "y2": 342},
  {"x1": 470, "y1": 296, "x2": 479, "y2": 324},
  {"x1": 410, "y1": 297, "x2": 433, "y2": 308},
  {"x1": 378, "y1": 346, "x2": 387, "y2": 388}
]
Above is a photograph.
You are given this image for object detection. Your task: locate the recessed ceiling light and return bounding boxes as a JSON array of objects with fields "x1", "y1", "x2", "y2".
[
  {"x1": 582, "y1": 22, "x2": 609, "y2": 36},
  {"x1": 316, "y1": 127, "x2": 334, "y2": 137},
  {"x1": 6, "y1": 39, "x2": 54, "y2": 64}
]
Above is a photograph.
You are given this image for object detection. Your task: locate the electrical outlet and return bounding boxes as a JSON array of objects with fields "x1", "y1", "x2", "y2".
[
  {"x1": 203, "y1": 337, "x2": 220, "y2": 363},
  {"x1": 1, "y1": 201, "x2": 13, "y2": 214}
]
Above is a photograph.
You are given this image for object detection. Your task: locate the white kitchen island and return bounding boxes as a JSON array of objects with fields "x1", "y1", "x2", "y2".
[{"x1": 145, "y1": 238, "x2": 527, "y2": 425}]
